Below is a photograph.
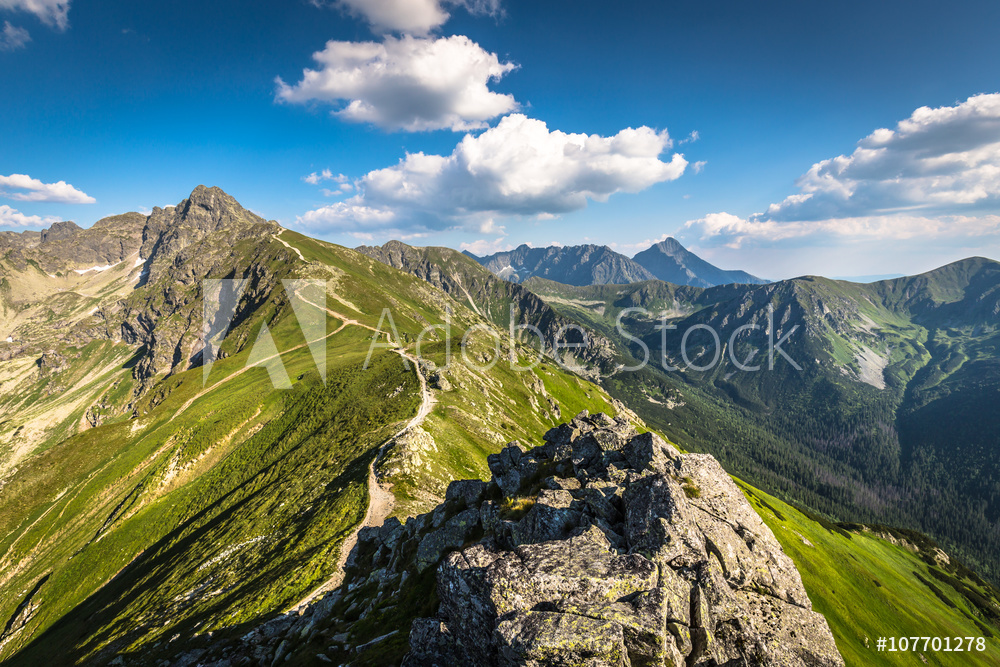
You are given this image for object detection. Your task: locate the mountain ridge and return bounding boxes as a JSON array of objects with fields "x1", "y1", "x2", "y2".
[
  {"x1": 471, "y1": 237, "x2": 766, "y2": 288},
  {"x1": 473, "y1": 243, "x2": 657, "y2": 285}
]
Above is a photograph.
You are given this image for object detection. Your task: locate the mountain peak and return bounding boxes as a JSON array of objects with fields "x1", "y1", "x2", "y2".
[
  {"x1": 186, "y1": 184, "x2": 238, "y2": 209},
  {"x1": 652, "y1": 236, "x2": 685, "y2": 254},
  {"x1": 39, "y1": 220, "x2": 82, "y2": 243},
  {"x1": 633, "y1": 237, "x2": 767, "y2": 287}
]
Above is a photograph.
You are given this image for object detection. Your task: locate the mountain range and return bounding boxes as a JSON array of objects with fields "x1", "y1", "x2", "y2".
[
  {"x1": 467, "y1": 237, "x2": 767, "y2": 288},
  {"x1": 2, "y1": 188, "x2": 999, "y2": 666},
  {"x1": 525, "y1": 258, "x2": 1000, "y2": 582}
]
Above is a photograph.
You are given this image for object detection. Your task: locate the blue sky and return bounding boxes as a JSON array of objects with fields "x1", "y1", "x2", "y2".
[{"x1": 2, "y1": 0, "x2": 1000, "y2": 279}]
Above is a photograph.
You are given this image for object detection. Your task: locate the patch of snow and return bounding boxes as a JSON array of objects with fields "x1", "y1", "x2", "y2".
[
  {"x1": 133, "y1": 256, "x2": 145, "y2": 267},
  {"x1": 74, "y1": 262, "x2": 117, "y2": 274},
  {"x1": 5, "y1": 337, "x2": 12, "y2": 343}
]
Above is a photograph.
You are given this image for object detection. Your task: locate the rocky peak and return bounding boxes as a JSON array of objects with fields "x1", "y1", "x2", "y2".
[
  {"x1": 39, "y1": 220, "x2": 82, "y2": 243},
  {"x1": 652, "y1": 237, "x2": 684, "y2": 254},
  {"x1": 140, "y1": 186, "x2": 270, "y2": 257},
  {"x1": 189, "y1": 414, "x2": 844, "y2": 666}
]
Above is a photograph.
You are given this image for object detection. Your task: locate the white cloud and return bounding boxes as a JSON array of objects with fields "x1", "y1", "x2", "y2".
[
  {"x1": 0, "y1": 0, "x2": 70, "y2": 31},
  {"x1": 679, "y1": 130, "x2": 699, "y2": 144},
  {"x1": 298, "y1": 200, "x2": 399, "y2": 230},
  {"x1": 477, "y1": 218, "x2": 504, "y2": 234},
  {"x1": 0, "y1": 173, "x2": 95, "y2": 203},
  {"x1": 460, "y1": 237, "x2": 512, "y2": 256},
  {"x1": 0, "y1": 20, "x2": 29, "y2": 50},
  {"x1": 318, "y1": 0, "x2": 502, "y2": 35},
  {"x1": 296, "y1": 114, "x2": 687, "y2": 233},
  {"x1": 692, "y1": 160, "x2": 706, "y2": 174},
  {"x1": 276, "y1": 35, "x2": 518, "y2": 132},
  {"x1": 0, "y1": 204, "x2": 59, "y2": 227},
  {"x1": 684, "y1": 94, "x2": 1000, "y2": 247},
  {"x1": 303, "y1": 169, "x2": 348, "y2": 185},
  {"x1": 685, "y1": 211, "x2": 1000, "y2": 249},
  {"x1": 615, "y1": 233, "x2": 671, "y2": 254},
  {"x1": 763, "y1": 93, "x2": 1000, "y2": 222}
]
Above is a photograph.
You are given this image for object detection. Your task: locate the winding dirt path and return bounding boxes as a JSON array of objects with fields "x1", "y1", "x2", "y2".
[
  {"x1": 171, "y1": 291, "x2": 384, "y2": 422},
  {"x1": 163, "y1": 275, "x2": 433, "y2": 611},
  {"x1": 274, "y1": 229, "x2": 305, "y2": 261},
  {"x1": 288, "y1": 349, "x2": 436, "y2": 611}
]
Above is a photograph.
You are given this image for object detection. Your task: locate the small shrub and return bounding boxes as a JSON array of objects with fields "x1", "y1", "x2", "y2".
[{"x1": 499, "y1": 496, "x2": 536, "y2": 521}]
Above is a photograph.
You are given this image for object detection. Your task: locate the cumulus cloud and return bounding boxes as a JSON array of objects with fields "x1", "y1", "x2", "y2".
[
  {"x1": 0, "y1": 204, "x2": 59, "y2": 227},
  {"x1": 0, "y1": 20, "x2": 29, "y2": 50},
  {"x1": 318, "y1": 0, "x2": 502, "y2": 35},
  {"x1": 0, "y1": 0, "x2": 70, "y2": 31},
  {"x1": 0, "y1": 173, "x2": 95, "y2": 203},
  {"x1": 685, "y1": 94, "x2": 1000, "y2": 246},
  {"x1": 297, "y1": 114, "x2": 687, "y2": 233},
  {"x1": 276, "y1": 35, "x2": 518, "y2": 132},
  {"x1": 766, "y1": 94, "x2": 1000, "y2": 221}
]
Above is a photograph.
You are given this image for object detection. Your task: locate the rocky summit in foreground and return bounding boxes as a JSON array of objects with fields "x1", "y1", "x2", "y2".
[
  {"x1": 399, "y1": 413, "x2": 844, "y2": 666},
  {"x1": 173, "y1": 412, "x2": 844, "y2": 666}
]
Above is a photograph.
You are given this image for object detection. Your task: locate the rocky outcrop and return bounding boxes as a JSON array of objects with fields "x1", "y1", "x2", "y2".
[
  {"x1": 155, "y1": 413, "x2": 843, "y2": 667},
  {"x1": 398, "y1": 412, "x2": 843, "y2": 667},
  {"x1": 385, "y1": 413, "x2": 841, "y2": 667}
]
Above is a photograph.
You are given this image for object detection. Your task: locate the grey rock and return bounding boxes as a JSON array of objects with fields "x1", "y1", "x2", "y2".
[
  {"x1": 402, "y1": 418, "x2": 843, "y2": 667},
  {"x1": 623, "y1": 431, "x2": 681, "y2": 475},
  {"x1": 495, "y1": 611, "x2": 628, "y2": 667},
  {"x1": 488, "y1": 441, "x2": 528, "y2": 497},
  {"x1": 416, "y1": 508, "x2": 481, "y2": 572},
  {"x1": 509, "y1": 489, "x2": 581, "y2": 546},
  {"x1": 624, "y1": 474, "x2": 706, "y2": 568},
  {"x1": 446, "y1": 479, "x2": 488, "y2": 509},
  {"x1": 402, "y1": 618, "x2": 467, "y2": 667}
]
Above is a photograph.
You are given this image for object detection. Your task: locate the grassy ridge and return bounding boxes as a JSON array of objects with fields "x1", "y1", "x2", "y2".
[{"x1": 0, "y1": 234, "x2": 629, "y2": 664}]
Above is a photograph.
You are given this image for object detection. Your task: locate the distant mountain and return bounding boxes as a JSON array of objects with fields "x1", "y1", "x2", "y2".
[
  {"x1": 631, "y1": 237, "x2": 768, "y2": 287},
  {"x1": 473, "y1": 243, "x2": 656, "y2": 285},
  {"x1": 472, "y1": 238, "x2": 766, "y2": 288}
]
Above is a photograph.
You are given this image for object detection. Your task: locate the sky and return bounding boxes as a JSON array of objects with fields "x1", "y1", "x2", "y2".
[{"x1": 2, "y1": 0, "x2": 1000, "y2": 279}]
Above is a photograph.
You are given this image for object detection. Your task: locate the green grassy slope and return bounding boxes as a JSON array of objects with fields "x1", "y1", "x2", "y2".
[
  {"x1": 741, "y1": 481, "x2": 1000, "y2": 667},
  {"x1": 0, "y1": 231, "x2": 628, "y2": 664}
]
